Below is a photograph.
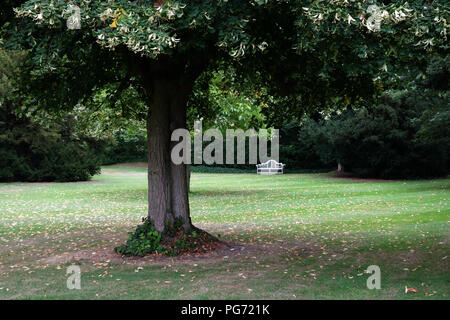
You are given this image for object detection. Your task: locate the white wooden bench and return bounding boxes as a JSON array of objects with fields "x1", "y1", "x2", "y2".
[{"x1": 256, "y1": 160, "x2": 285, "y2": 175}]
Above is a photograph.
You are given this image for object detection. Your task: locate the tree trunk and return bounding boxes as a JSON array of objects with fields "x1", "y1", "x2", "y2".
[
  {"x1": 145, "y1": 69, "x2": 194, "y2": 233},
  {"x1": 147, "y1": 80, "x2": 172, "y2": 233},
  {"x1": 135, "y1": 54, "x2": 205, "y2": 235},
  {"x1": 169, "y1": 87, "x2": 191, "y2": 232}
]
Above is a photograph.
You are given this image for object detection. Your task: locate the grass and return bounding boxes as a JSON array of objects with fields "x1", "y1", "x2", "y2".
[{"x1": 0, "y1": 165, "x2": 448, "y2": 299}]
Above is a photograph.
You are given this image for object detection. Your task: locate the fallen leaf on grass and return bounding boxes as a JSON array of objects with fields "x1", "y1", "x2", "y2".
[{"x1": 405, "y1": 286, "x2": 418, "y2": 293}]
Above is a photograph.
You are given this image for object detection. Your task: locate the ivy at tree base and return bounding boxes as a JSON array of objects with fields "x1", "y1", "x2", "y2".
[{"x1": 114, "y1": 217, "x2": 221, "y2": 257}]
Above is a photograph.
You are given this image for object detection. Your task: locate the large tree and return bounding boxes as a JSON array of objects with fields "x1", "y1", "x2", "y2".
[{"x1": 1, "y1": 1, "x2": 448, "y2": 237}]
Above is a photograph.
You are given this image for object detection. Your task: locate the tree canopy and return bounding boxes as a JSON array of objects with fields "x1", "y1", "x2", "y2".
[{"x1": 2, "y1": 1, "x2": 448, "y2": 112}]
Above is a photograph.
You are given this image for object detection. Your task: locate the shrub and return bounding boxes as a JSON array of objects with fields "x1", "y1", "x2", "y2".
[
  {"x1": 98, "y1": 130, "x2": 148, "y2": 165},
  {"x1": 0, "y1": 105, "x2": 101, "y2": 182}
]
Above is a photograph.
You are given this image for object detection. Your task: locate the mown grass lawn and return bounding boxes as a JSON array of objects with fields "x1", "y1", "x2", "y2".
[{"x1": 0, "y1": 165, "x2": 448, "y2": 299}]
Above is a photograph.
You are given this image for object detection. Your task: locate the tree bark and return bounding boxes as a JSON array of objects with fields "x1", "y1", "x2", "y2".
[
  {"x1": 147, "y1": 79, "x2": 173, "y2": 233},
  {"x1": 186, "y1": 164, "x2": 191, "y2": 194},
  {"x1": 169, "y1": 85, "x2": 191, "y2": 232}
]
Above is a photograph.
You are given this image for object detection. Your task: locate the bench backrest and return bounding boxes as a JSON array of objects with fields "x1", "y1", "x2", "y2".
[{"x1": 258, "y1": 160, "x2": 283, "y2": 168}]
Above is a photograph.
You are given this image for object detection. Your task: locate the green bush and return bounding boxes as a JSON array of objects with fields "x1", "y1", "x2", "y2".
[
  {"x1": 98, "y1": 130, "x2": 148, "y2": 165},
  {"x1": 279, "y1": 120, "x2": 334, "y2": 170},
  {"x1": 0, "y1": 105, "x2": 100, "y2": 182}
]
